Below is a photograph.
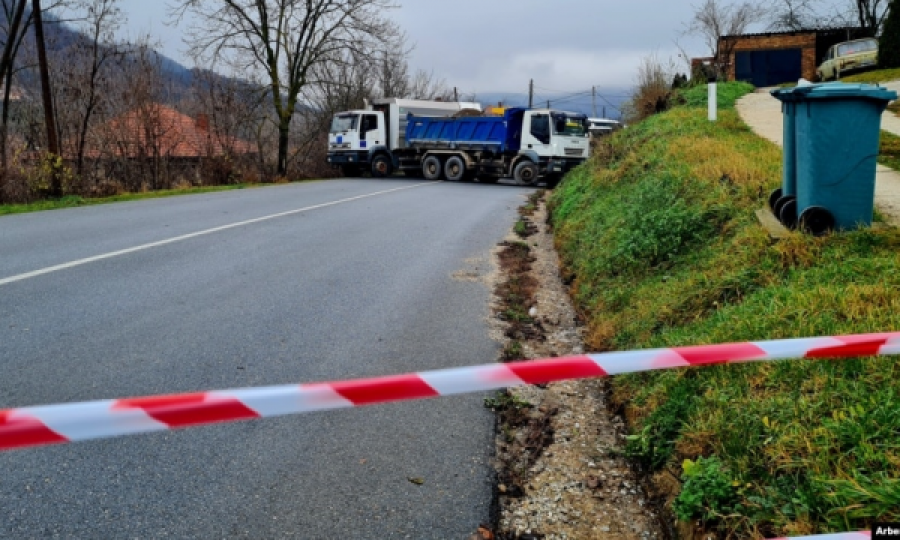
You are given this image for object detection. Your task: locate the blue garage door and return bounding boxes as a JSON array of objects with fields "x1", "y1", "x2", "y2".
[{"x1": 735, "y1": 49, "x2": 802, "y2": 87}]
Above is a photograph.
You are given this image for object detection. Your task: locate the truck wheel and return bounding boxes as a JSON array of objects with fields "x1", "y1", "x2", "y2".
[
  {"x1": 513, "y1": 161, "x2": 539, "y2": 185},
  {"x1": 371, "y1": 155, "x2": 392, "y2": 178},
  {"x1": 422, "y1": 156, "x2": 443, "y2": 180},
  {"x1": 444, "y1": 156, "x2": 467, "y2": 182}
]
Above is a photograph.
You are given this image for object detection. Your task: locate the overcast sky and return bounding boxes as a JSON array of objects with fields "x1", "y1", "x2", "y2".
[{"x1": 113, "y1": 0, "x2": 768, "y2": 95}]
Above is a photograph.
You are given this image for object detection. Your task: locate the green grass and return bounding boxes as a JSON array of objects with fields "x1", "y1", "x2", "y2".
[
  {"x1": 880, "y1": 130, "x2": 900, "y2": 170},
  {"x1": 840, "y1": 68, "x2": 900, "y2": 84},
  {"x1": 549, "y1": 81, "x2": 900, "y2": 537},
  {"x1": 678, "y1": 81, "x2": 756, "y2": 110},
  {"x1": 0, "y1": 181, "x2": 320, "y2": 216}
]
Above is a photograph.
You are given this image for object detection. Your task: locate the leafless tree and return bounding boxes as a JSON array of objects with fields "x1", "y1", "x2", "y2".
[
  {"x1": 767, "y1": 0, "x2": 889, "y2": 33},
  {"x1": 0, "y1": 0, "x2": 31, "y2": 173},
  {"x1": 768, "y1": 0, "x2": 828, "y2": 30},
  {"x1": 33, "y1": 0, "x2": 63, "y2": 197},
  {"x1": 171, "y1": 0, "x2": 402, "y2": 177},
  {"x1": 186, "y1": 67, "x2": 267, "y2": 182},
  {"x1": 848, "y1": 0, "x2": 889, "y2": 34},
  {"x1": 52, "y1": 0, "x2": 125, "y2": 179},
  {"x1": 687, "y1": 0, "x2": 766, "y2": 79}
]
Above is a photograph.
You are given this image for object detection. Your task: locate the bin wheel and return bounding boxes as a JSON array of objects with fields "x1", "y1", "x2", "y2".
[
  {"x1": 768, "y1": 188, "x2": 783, "y2": 212},
  {"x1": 444, "y1": 156, "x2": 467, "y2": 182},
  {"x1": 799, "y1": 206, "x2": 835, "y2": 236},
  {"x1": 779, "y1": 198, "x2": 798, "y2": 230},
  {"x1": 422, "y1": 156, "x2": 443, "y2": 180},
  {"x1": 370, "y1": 155, "x2": 393, "y2": 178},
  {"x1": 774, "y1": 195, "x2": 795, "y2": 222}
]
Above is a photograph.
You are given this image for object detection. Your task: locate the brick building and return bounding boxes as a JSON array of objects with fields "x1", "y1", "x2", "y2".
[{"x1": 717, "y1": 27, "x2": 871, "y2": 86}]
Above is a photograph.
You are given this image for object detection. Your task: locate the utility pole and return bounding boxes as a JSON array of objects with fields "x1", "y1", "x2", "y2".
[
  {"x1": 453, "y1": 87, "x2": 458, "y2": 102},
  {"x1": 32, "y1": 0, "x2": 60, "y2": 196},
  {"x1": 547, "y1": 100, "x2": 550, "y2": 108},
  {"x1": 528, "y1": 79, "x2": 533, "y2": 108},
  {"x1": 592, "y1": 86, "x2": 597, "y2": 117},
  {"x1": 603, "y1": 106, "x2": 606, "y2": 118}
]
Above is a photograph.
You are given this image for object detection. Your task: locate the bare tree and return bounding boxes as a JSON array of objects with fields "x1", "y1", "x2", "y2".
[
  {"x1": 848, "y1": 0, "x2": 889, "y2": 34},
  {"x1": 687, "y1": 0, "x2": 766, "y2": 79},
  {"x1": 52, "y1": 0, "x2": 125, "y2": 178},
  {"x1": 0, "y1": 0, "x2": 31, "y2": 172},
  {"x1": 768, "y1": 0, "x2": 828, "y2": 30},
  {"x1": 171, "y1": 0, "x2": 401, "y2": 177},
  {"x1": 767, "y1": 0, "x2": 889, "y2": 33}
]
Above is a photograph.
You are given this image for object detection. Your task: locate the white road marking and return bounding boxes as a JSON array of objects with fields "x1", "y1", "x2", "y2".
[{"x1": 0, "y1": 181, "x2": 440, "y2": 287}]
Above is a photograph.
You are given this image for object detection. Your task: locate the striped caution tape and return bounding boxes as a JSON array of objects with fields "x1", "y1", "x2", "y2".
[
  {"x1": 2, "y1": 331, "x2": 899, "y2": 452},
  {"x1": 772, "y1": 533, "x2": 870, "y2": 540}
]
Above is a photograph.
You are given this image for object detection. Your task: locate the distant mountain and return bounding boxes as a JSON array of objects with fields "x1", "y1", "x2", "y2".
[{"x1": 472, "y1": 90, "x2": 632, "y2": 120}]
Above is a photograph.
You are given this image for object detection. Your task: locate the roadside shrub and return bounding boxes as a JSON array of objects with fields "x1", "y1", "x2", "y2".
[{"x1": 624, "y1": 54, "x2": 678, "y2": 124}]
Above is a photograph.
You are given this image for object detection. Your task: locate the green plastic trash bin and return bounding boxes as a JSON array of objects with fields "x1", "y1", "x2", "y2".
[
  {"x1": 769, "y1": 87, "x2": 804, "y2": 227},
  {"x1": 791, "y1": 82, "x2": 896, "y2": 234}
]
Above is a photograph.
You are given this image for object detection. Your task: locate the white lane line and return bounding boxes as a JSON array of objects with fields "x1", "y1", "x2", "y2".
[{"x1": 0, "y1": 181, "x2": 440, "y2": 287}]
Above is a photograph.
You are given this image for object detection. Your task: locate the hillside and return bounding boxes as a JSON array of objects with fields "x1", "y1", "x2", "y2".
[{"x1": 548, "y1": 82, "x2": 900, "y2": 537}]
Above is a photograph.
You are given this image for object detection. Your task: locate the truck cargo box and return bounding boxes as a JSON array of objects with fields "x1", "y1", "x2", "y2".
[{"x1": 405, "y1": 108, "x2": 526, "y2": 153}]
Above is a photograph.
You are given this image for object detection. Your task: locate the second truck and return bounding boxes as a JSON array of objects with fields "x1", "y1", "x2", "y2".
[{"x1": 326, "y1": 98, "x2": 590, "y2": 186}]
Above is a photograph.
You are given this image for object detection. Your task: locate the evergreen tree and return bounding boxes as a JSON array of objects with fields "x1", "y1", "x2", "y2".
[{"x1": 880, "y1": 1, "x2": 900, "y2": 69}]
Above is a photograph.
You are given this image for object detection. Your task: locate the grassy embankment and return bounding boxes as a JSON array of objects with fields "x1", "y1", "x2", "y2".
[
  {"x1": 0, "y1": 178, "x2": 328, "y2": 217},
  {"x1": 0, "y1": 184, "x2": 261, "y2": 216},
  {"x1": 549, "y1": 82, "x2": 900, "y2": 537}
]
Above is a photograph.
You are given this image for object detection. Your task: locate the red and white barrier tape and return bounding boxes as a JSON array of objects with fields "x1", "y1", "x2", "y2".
[
  {"x1": 773, "y1": 533, "x2": 870, "y2": 540},
  {"x1": 2, "y1": 331, "x2": 899, "y2": 452}
]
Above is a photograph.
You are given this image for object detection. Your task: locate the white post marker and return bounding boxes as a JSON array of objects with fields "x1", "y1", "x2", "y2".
[{"x1": 708, "y1": 82, "x2": 717, "y2": 122}]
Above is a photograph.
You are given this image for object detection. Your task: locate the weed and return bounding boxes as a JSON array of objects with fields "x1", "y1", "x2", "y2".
[
  {"x1": 673, "y1": 456, "x2": 738, "y2": 522},
  {"x1": 484, "y1": 390, "x2": 532, "y2": 412},
  {"x1": 501, "y1": 340, "x2": 524, "y2": 361},
  {"x1": 879, "y1": 130, "x2": 900, "y2": 171}
]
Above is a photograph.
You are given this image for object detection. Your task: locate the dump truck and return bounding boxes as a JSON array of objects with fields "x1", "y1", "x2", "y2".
[
  {"x1": 326, "y1": 99, "x2": 590, "y2": 185},
  {"x1": 325, "y1": 98, "x2": 481, "y2": 178}
]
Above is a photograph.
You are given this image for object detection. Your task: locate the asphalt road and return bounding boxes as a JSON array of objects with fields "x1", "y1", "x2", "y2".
[{"x1": 0, "y1": 178, "x2": 534, "y2": 539}]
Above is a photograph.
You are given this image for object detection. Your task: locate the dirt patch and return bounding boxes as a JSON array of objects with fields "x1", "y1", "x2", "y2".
[{"x1": 485, "y1": 192, "x2": 664, "y2": 540}]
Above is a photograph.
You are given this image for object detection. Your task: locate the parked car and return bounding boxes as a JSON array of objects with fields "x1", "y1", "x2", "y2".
[
  {"x1": 816, "y1": 37, "x2": 879, "y2": 81},
  {"x1": 586, "y1": 118, "x2": 622, "y2": 137}
]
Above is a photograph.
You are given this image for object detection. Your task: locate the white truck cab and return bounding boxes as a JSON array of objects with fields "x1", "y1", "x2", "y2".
[{"x1": 519, "y1": 109, "x2": 590, "y2": 178}]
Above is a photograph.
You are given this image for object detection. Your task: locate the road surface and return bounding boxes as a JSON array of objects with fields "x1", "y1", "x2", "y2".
[{"x1": 0, "y1": 178, "x2": 533, "y2": 538}]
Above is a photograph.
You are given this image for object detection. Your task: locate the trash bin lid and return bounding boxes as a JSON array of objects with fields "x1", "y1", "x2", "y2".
[
  {"x1": 773, "y1": 82, "x2": 897, "y2": 102},
  {"x1": 770, "y1": 86, "x2": 807, "y2": 102}
]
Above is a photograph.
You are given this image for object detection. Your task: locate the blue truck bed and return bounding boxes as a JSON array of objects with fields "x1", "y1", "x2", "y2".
[{"x1": 404, "y1": 108, "x2": 525, "y2": 153}]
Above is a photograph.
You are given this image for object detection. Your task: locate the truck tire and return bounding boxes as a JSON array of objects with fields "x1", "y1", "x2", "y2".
[
  {"x1": 513, "y1": 161, "x2": 539, "y2": 185},
  {"x1": 444, "y1": 156, "x2": 467, "y2": 182},
  {"x1": 371, "y1": 155, "x2": 393, "y2": 178},
  {"x1": 422, "y1": 155, "x2": 443, "y2": 180}
]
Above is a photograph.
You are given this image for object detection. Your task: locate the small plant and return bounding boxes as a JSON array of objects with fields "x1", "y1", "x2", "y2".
[
  {"x1": 484, "y1": 390, "x2": 532, "y2": 412},
  {"x1": 673, "y1": 456, "x2": 738, "y2": 522},
  {"x1": 514, "y1": 219, "x2": 529, "y2": 237},
  {"x1": 501, "y1": 340, "x2": 524, "y2": 361}
]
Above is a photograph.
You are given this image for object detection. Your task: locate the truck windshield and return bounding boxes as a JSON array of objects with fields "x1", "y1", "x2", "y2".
[
  {"x1": 330, "y1": 114, "x2": 358, "y2": 133},
  {"x1": 551, "y1": 113, "x2": 587, "y2": 137}
]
